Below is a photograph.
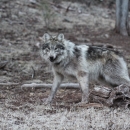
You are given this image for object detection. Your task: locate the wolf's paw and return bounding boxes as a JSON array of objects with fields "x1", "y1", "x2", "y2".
[{"x1": 74, "y1": 101, "x2": 89, "y2": 106}]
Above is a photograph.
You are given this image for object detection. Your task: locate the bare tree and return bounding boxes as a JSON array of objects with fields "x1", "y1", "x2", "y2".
[{"x1": 115, "y1": 0, "x2": 129, "y2": 36}]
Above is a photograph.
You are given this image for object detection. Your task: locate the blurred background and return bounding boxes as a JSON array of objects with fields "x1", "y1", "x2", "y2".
[{"x1": 0, "y1": 0, "x2": 123, "y2": 84}]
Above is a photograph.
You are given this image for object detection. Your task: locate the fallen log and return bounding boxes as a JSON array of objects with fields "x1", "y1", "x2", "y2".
[
  {"x1": 91, "y1": 86, "x2": 112, "y2": 98},
  {"x1": 90, "y1": 84, "x2": 130, "y2": 108}
]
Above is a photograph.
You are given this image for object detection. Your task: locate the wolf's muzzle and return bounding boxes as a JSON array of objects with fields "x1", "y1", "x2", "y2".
[{"x1": 49, "y1": 56, "x2": 55, "y2": 62}]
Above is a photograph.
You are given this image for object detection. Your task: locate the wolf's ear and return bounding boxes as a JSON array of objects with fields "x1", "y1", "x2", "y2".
[
  {"x1": 40, "y1": 33, "x2": 51, "y2": 43},
  {"x1": 57, "y1": 33, "x2": 64, "y2": 42}
]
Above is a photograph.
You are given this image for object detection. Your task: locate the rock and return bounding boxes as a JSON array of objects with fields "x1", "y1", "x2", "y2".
[
  {"x1": 11, "y1": 14, "x2": 18, "y2": 19},
  {"x1": 86, "y1": 38, "x2": 90, "y2": 42},
  {"x1": 29, "y1": 0, "x2": 37, "y2": 4},
  {"x1": 0, "y1": 61, "x2": 8, "y2": 69},
  {"x1": 2, "y1": 12, "x2": 7, "y2": 17},
  {"x1": 18, "y1": 11, "x2": 26, "y2": 17},
  {"x1": 104, "y1": 34, "x2": 109, "y2": 38},
  {"x1": 102, "y1": 12, "x2": 109, "y2": 18},
  {"x1": 28, "y1": 8, "x2": 38, "y2": 14},
  {"x1": 29, "y1": 92, "x2": 34, "y2": 96},
  {"x1": 62, "y1": 18, "x2": 72, "y2": 23},
  {"x1": 78, "y1": 8, "x2": 82, "y2": 13}
]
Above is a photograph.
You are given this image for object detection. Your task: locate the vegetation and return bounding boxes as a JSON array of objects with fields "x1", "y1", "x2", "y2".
[{"x1": 39, "y1": 0, "x2": 56, "y2": 29}]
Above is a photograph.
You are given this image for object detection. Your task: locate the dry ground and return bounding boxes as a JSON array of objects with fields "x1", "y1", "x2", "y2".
[{"x1": 0, "y1": 0, "x2": 130, "y2": 129}]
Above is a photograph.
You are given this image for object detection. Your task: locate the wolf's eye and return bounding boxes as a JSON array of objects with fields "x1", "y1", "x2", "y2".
[
  {"x1": 55, "y1": 47, "x2": 58, "y2": 50},
  {"x1": 56, "y1": 45, "x2": 64, "y2": 50}
]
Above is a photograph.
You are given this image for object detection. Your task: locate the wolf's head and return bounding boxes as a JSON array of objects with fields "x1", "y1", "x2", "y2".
[{"x1": 40, "y1": 33, "x2": 68, "y2": 64}]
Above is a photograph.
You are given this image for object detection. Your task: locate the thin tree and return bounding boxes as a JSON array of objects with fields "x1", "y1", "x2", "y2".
[{"x1": 115, "y1": 0, "x2": 129, "y2": 36}]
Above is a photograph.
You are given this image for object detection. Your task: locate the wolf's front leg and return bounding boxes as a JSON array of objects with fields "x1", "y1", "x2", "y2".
[
  {"x1": 44, "y1": 72, "x2": 64, "y2": 104},
  {"x1": 77, "y1": 71, "x2": 89, "y2": 104}
]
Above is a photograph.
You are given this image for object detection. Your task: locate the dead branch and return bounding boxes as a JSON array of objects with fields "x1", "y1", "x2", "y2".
[
  {"x1": 75, "y1": 103, "x2": 103, "y2": 108},
  {"x1": 0, "y1": 82, "x2": 19, "y2": 86},
  {"x1": 64, "y1": 4, "x2": 71, "y2": 15},
  {"x1": 31, "y1": 66, "x2": 35, "y2": 79},
  {"x1": 21, "y1": 83, "x2": 79, "y2": 89},
  {"x1": 47, "y1": 1, "x2": 75, "y2": 11}
]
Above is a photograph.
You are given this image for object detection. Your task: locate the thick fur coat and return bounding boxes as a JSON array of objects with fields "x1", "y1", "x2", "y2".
[{"x1": 40, "y1": 33, "x2": 130, "y2": 104}]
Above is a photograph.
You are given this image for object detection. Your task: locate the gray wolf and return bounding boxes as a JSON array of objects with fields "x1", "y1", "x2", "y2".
[{"x1": 40, "y1": 33, "x2": 130, "y2": 104}]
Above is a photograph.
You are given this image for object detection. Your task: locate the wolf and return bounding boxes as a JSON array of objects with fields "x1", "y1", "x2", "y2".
[{"x1": 40, "y1": 33, "x2": 130, "y2": 104}]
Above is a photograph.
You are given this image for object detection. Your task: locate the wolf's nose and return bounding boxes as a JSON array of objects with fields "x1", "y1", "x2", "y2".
[{"x1": 49, "y1": 56, "x2": 54, "y2": 62}]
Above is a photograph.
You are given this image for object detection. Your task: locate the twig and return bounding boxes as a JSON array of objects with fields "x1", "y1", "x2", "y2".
[
  {"x1": 65, "y1": 4, "x2": 71, "y2": 15},
  {"x1": 21, "y1": 83, "x2": 79, "y2": 89},
  {"x1": 47, "y1": 1, "x2": 75, "y2": 11},
  {"x1": 31, "y1": 66, "x2": 35, "y2": 79}
]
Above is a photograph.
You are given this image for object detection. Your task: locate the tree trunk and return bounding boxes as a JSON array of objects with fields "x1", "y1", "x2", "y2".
[
  {"x1": 120, "y1": 0, "x2": 129, "y2": 36},
  {"x1": 115, "y1": 0, "x2": 129, "y2": 36},
  {"x1": 115, "y1": 0, "x2": 121, "y2": 33}
]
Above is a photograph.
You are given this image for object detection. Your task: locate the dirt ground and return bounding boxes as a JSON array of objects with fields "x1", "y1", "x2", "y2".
[{"x1": 0, "y1": 0, "x2": 130, "y2": 129}]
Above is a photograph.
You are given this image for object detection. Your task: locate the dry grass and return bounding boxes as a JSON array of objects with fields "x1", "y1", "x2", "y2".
[
  {"x1": 1, "y1": 101, "x2": 130, "y2": 130},
  {"x1": 0, "y1": 86, "x2": 130, "y2": 130}
]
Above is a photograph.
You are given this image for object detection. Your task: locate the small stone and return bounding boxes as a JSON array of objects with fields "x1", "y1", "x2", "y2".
[
  {"x1": 30, "y1": 93, "x2": 34, "y2": 96},
  {"x1": 2, "y1": 12, "x2": 7, "y2": 17},
  {"x1": 18, "y1": 11, "x2": 26, "y2": 17},
  {"x1": 78, "y1": 8, "x2": 82, "y2": 13},
  {"x1": 62, "y1": 18, "x2": 72, "y2": 23},
  {"x1": 12, "y1": 14, "x2": 18, "y2": 19},
  {"x1": 86, "y1": 38, "x2": 90, "y2": 42},
  {"x1": 29, "y1": 0, "x2": 37, "y2": 4},
  {"x1": 28, "y1": 8, "x2": 38, "y2": 14},
  {"x1": 104, "y1": 34, "x2": 109, "y2": 38}
]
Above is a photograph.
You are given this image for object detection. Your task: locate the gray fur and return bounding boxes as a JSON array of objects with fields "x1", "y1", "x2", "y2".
[{"x1": 40, "y1": 33, "x2": 130, "y2": 104}]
